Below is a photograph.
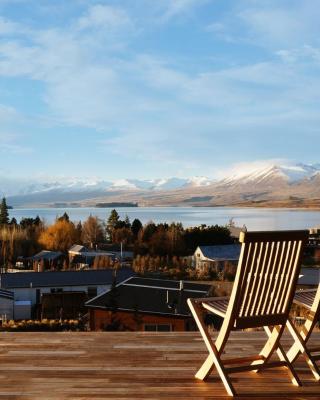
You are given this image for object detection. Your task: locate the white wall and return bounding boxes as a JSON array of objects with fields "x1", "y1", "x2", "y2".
[{"x1": 11, "y1": 284, "x2": 111, "y2": 306}]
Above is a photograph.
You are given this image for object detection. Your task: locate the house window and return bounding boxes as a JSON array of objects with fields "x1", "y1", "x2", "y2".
[
  {"x1": 87, "y1": 287, "x2": 97, "y2": 298},
  {"x1": 144, "y1": 324, "x2": 172, "y2": 332}
]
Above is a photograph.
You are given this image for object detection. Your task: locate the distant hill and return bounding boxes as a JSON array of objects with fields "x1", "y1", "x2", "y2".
[{"x1": 4, "y1": 162, "x2": 320, "y2": 208}]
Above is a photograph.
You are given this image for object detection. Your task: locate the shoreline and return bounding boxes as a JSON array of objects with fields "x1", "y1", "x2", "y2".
[{"x1": 9, "y1": 204, "x2": 320, "y2": 211}]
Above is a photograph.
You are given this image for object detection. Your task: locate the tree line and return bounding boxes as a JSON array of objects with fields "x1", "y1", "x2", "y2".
[{"x1": 0, "y1": 199, "x2": 234, "y2": 270}]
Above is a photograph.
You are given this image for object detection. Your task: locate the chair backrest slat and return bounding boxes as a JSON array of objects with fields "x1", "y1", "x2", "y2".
[
  {"x1": 258, "y1": 241, "x2": 279, "y2": 315},
  {"x1": 227, "y1": 230, "x2": 308, "y2": 329},
  {"x1": 239, "y1": 242, "x2": 258, "y2": 317},
  {"x1": 248, "y1": 241, "x2": 270, "y2": 316},
  {"x1": 271, "y1": 241, "x2": 292, "y2": 314},
  {"x1": 278, "y1": 241, "x2": 301, "y2": 313}
]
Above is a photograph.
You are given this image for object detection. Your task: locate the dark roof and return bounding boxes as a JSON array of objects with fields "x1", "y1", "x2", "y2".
[
  {"x1": 298, "y1": 268, "x2": 320, "y2": 286},
  {"x1": 86, "y1": 277, "x2": 211, "y2": 317},
  {"x1": 198, "y1": 244, "x2": 241, "y2": 261},
  {"x1": 0, "y1": 289, "x2": 14, "y2": 300},
  {"x1": 1, "y1": 268, "x2": 135, "y2": 289},
  {"x1": 32, "y1": 250, "x2": 64, "y2": 261},
  {"x1": 123, "y1": 277, "x2": 211, "y2": 292}
]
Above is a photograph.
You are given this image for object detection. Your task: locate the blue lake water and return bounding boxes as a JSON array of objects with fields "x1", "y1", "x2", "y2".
[{"x1": 8, "y1": 207, "x2": 320, "y2": 230}]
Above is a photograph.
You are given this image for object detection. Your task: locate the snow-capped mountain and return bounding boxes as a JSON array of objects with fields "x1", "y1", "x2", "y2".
[
  {"x1": 1, "y1": 175, "x2": 214, "y2": 205},
  {"x1": 219, "y1": 163, "x2": 320, "y2": 186},
  {"x1": 3, "y1": 162, "x2": 320, "y2": 207}
]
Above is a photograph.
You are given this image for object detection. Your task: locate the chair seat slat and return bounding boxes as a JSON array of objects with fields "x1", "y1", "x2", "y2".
[{"x1": 294, "y1": 290, "x2": 316, "y2": 309}]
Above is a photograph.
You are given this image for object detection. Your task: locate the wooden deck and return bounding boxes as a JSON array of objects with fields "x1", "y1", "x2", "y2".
[{"x1": 0, "y1": 331, "x2": 319, "y2": 399}]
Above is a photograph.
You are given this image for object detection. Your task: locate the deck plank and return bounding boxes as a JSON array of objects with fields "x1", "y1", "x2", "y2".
[{"x1": 0, "y1": 331, "x2": 318, "y2": 399}]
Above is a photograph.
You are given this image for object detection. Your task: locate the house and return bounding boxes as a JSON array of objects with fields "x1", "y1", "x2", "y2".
[
  {"x1": 17, "y1": 250, "x2": 65, "y2": 271},
  {"x1": 32, "y1": 250, "x2": 65, "y2": 271},
  {"x1": 193, "y1": 244, "x2": 241, "y2": 271},
  {"x1": 68, "y1": 245, "x2": 89, "y2": 255},
  {"x1": 68, "y1": 244, "x2": 116, "y2": 268},
  {"x1": 86, "y1": 277, "x2": 212, "y2": 332},
  {"x1": 1, "y1": 268, "x2": 135, "y2": 320}
]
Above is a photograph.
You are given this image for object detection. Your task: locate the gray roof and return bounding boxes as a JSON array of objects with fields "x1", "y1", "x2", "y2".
[
  {"x1": 32, "y1": 250, "x2": 63, "y2": 261},
  {"x1": 86, "y1": 277, "x2": 211, "y2": 317},
  {"x1": 1, "y1": 268, "x2": 135, "y2": 289},
  {"x1": 197, "y1": 244, "x2": 241, "y2": 261},
  {"x1": 69, "y1": 245, "x2": 88, "y2": 253}
]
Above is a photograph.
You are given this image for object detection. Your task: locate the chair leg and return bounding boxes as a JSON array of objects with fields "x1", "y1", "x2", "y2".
[
  {"x1": 263, "y1": 326, "x2": 302, "y2": 386},
  {"x1": 286, "y1": 311, "x2": 319, "y2": 364},
  {"x1": 286, "y1": 319, "x2": 320, "y2": 381},
  {"x1": 253, "y1": 324, "x2": 286, "y2": 363},
  {"x1": 187, "y1": 299, "x2": 237, "y2": 396}
]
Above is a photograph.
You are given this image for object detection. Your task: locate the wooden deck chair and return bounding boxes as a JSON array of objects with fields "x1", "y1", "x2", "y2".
[
  {"x1": 188, "y1": 230, "x2": 309, "y2": 396},
  {"x1": 269, "y1": 284, "x2": 320, "y2": 380}
]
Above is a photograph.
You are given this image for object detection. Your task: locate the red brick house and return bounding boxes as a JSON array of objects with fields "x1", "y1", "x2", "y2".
[{"x1": 86, "y1": 277, "x2": 211, "y2": 331}]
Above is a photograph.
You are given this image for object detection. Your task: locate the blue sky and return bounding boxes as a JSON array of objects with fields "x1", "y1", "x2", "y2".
[{"x1": 0, "y1": 0, "x2": 319, "y2": 181}]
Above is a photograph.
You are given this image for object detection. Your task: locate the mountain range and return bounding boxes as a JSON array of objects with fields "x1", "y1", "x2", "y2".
[{"x1": 4, "y1": 162, "x2": 320, "y2": 208}]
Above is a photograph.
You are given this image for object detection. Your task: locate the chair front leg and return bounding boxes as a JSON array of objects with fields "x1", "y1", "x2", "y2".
[
  {"x1": 261, "y1": 326, "x2": 301, "y2": 386},
  {"x1": 187, "y1": 299, "x2": 237, "y2": 396},
  {"x1": 286, "y1": 318, "x2": 320, "y2": 381},
  {"x1": 286, "y1": 309, "x2": 319, "y2": 363}
]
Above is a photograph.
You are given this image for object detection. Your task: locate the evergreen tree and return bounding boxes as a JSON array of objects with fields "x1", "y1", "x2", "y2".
[
  {"x1": 0, "y1": 197, "x2": 9, "y2": 225},
  {"x1": 34, "y1": 215, "x2": 41, "y2": 225},
  {"x1": 131, "y1": 218, "x2": 142, "y2": 237},
  {"x1": 57, "y1": 212, "x2": 69, "y2": 222},
  {"x1": 75, "y1": 221, "x2": 83, "y2": 243},
  {"x1": 124, "y1": 215, "x2": 131, "y2": 228},
  {"x1": 10, "y1": 217, "x2": 17, "y2": 225},
  {"x1": 106, "y1": 209, "x2": 120, "y2": 240}
]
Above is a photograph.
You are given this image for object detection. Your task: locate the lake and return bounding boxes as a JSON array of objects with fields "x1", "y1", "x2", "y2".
[{"x1": 8, "y1": 207, "x2": 320, "y2": 230}]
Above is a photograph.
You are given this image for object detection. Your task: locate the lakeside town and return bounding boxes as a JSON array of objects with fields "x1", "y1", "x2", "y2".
[{"x1": 0, "y1": 196, "x2": 319, "y2": 333}]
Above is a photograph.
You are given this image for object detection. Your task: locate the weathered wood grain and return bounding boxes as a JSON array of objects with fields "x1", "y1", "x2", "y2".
[{"x1": 0, "y1": 331, "x2": 318, "y2": 399}]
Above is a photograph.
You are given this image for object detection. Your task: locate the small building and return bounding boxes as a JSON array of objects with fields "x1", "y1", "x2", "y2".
[
  {"x1": 193, "y1": 244, "x2": 241, "y2": 271},
  {"x1": 32, "y1": 250, "x2": 64, "y2": 271},
  {"x1": 68, "y1": 245, "x2": 89, "y2": 256},
  {"x1": 68, "y1": 244, "x2": 116, "y2": 268},
  {"x1": 1, "y1": 268, "x2": 135, "y2": 320},
  {"x1": 86, "y1": 277, "x2": 211, "y2": 332}
]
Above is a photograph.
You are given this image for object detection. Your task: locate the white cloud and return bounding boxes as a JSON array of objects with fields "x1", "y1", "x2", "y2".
[
  {"x1": 0, "y1": 17, "x2": 22, "y2": 35},
  {"x1": 0, "y1": 104, "x2": 20, "y2": 121},
  {"x1": 238, "y1": 7, "x2": 303, "y2": 47},
  {"x1": 77, "y1": 4, "x2": 132, "y2": 31},
  {"x1": 162, "y1": 0, "x2": 205, "y2": 20},
  {"x1": 276, "y1": 45, "x2": 320, "y2": 65},
  {"x1": 0, "y1": 129, "x2": 32, "y2": 154},
  {"x1": 207, "y1": 1, "x2": 320, "y2": 50},
  {"x1": 0, "y1": 142, "x2": 33, "y2": 154}
]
